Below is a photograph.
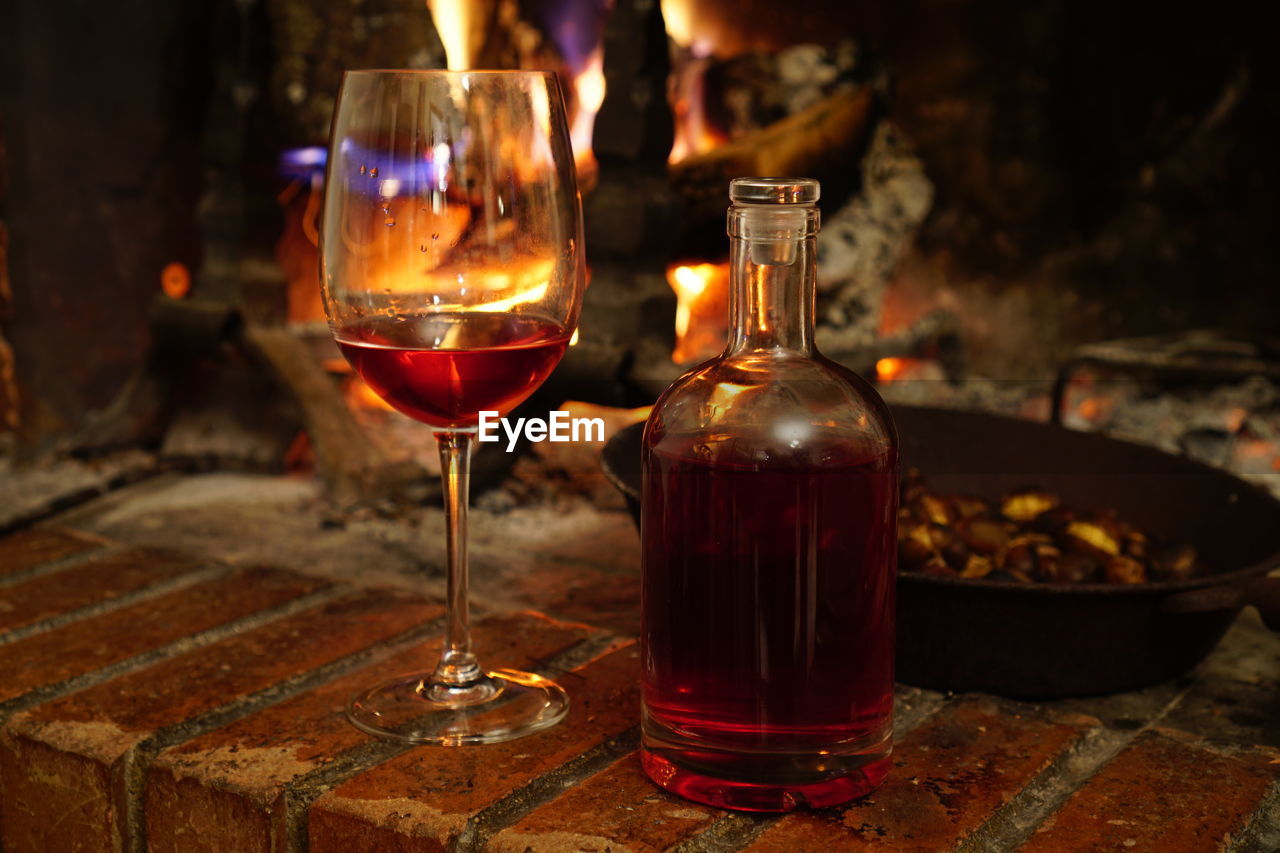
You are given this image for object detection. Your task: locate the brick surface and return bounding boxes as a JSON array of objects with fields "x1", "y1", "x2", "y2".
[
  {"x1": 0, "y1": 527, "x2": 103, "y2": 577},
  {"x1": 1021, "y1": 730, "x2": 1280, "y2": 853},
  {"x1": 489, "y1": 751, "x2": 722, "y2": 853},
  {"x1": 308, "y1": 642, "x2": 641, "y2": 853},
  {"x1": 746, "y1": 699, "x2": 1096, "y2": 852},
  {"x1": 517, "y1": 562, "x2": 642, "y2": 636},
  {"x1": 145, "y1": 611, "x2": 595, "y2": 853},
  {"x1": 0, "y1": 566, "x2": 328, "y2": 706},
  {"x1": 0, "y1": 547, "x2": 194, "y2": 633},
  {"x1": 0, "y1": 588, "x2": 438, "y2": 852},
  {"x1": 1162, "y1": 614, "x2": 1280, "y2": 749}
]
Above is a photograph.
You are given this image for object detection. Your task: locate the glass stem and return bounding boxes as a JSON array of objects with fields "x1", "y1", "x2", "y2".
[{"x1": 432, "y1": 431, "x2": 485, "y2": 691}]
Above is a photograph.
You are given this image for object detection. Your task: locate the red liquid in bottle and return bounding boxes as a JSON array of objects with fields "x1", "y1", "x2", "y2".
[
  {"x1": 336, "y1": 313, "x2": 571, "y2": 428},
  {"x1": 641, "y1": 429, "x2": 897, "y2": 811}
]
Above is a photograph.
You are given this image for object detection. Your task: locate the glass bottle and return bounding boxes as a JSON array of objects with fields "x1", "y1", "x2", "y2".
[{"x1": 640, "y1": 177, "x2": 899, "y2": 812}]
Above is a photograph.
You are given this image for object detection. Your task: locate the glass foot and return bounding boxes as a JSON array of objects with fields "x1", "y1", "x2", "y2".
[
  {"x1": 640, "y1": 748, "x2": 891, "y2": 812},
  {"x1": 346, "y1": 667, "x2": 569, "y2": 745}
]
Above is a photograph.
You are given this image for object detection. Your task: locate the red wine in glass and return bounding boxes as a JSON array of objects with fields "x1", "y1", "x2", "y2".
[
  {"x1": 336, "y1": 313, "x2": 572, "y2": 428},
  {"x1": 324, "y1": 70, "x2": 584, "y2": 747},
  {"x1": 642, "y1": 428, "x2": 897, "y2": 811}
]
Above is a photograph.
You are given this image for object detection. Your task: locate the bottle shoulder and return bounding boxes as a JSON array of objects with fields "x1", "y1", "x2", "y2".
[{"x1": 644, "y1": 350, "x2": 898, "y2": 468}]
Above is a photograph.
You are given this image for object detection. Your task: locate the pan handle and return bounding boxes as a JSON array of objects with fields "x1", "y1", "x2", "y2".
[{"x1": 1161, "y1": 577, "x2": 1280, "y2": 631}]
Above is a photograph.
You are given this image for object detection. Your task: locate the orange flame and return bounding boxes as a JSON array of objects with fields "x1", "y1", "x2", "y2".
[
  {"x1": 346, "y1": 376, "x2": 395, "y2": 412},
  {"x1": 667, "y1": 56, "x2": 727, "y2": 164},
  {"x1": 668, "y1": 261, "x2": 730, "y2": 363},
  {"x1": 570, "y1": 49, "x2": 606, "y2": 174},
  {"x1": 426, "y1": 0, "x2": 485, "y2": 70}
]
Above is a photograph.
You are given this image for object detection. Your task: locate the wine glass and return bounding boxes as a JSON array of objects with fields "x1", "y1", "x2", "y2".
[{"x1": 321, "y1": 70, "x2": 584, "y2": 744}]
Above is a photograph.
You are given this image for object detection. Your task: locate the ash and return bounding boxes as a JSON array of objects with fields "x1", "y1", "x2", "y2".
[
  {"x1": 879, "y1": 371, "x2": 1280, "y2": 499},
  {"x1": 1063, "y1": 374, "x2": 1280, "y2": 498}
]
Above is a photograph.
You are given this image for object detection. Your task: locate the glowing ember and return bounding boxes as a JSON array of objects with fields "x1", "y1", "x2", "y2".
[
  {"x1": 875, "y1": 357, "x2": 945, "y2": 386},
  {"x1": 160, "y1": 262, "x2": 191, "y2": 299},
  {"x1": 668, "y1": 261, "x2": 730, "y2": 364},
  {"x1": 875, "y1": 357, "x2": 906, "y2": 383},
  {"x1": 1077, "y1": 396, "x2": 1109, "y2": 422},
  {"x1": 1226, "y1": 406, "x2": 1249, "y2": 433}
]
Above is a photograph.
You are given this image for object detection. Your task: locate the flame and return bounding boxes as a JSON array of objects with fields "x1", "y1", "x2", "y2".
[
  {"x1": 671, "y1": 264, "x2": 709, "y2": 339},
  {"x1": 667, "y1": 56, "x2": 726, "y2": 164},
  {"x1": 570, "y1": 49, "x2": 606, "y2": 172},
  {"x1": 323, "y1": 358, "x2": 352, "y2": 374},
  {"x1": 426, "y1": 0, "x2": 485, "y2": 70},
  {"x1": 709, "y1": 382, "x2": 751, "y2": 415},
  {"x1": 372, "y1": 255, "x2": 556, "y2": 311},
  {"x1": 347, "y1": 376, "x2": 395, "y2": 412},
  {"x1": 663, "y1": 0, "x2": 724, "y2": 164},
  {"x1": 668, "y1": 261, "x2": 730, "y2": 363},
  {"x1": 660, "y1": 0, "x2": 711, "y2": 56}
]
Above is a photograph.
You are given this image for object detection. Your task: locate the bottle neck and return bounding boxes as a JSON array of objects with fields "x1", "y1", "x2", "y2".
[{"x1": 726, "y1": 211, "x2": 817, "y2": 355}]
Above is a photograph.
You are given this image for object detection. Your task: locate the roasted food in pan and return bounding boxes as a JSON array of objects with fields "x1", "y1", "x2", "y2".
[{"x1": 897, "y1": 470, "x2": 1205, "y2": 585}]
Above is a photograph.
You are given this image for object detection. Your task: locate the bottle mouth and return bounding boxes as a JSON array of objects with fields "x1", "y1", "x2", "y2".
[{"x1": 729, "y1": 177, "x2": 820, "y2": 206}]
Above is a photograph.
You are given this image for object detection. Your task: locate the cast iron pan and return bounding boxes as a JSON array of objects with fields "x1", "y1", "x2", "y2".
[{"x1": 602, "y1": 405, "x2": 1280, "y2": 698}]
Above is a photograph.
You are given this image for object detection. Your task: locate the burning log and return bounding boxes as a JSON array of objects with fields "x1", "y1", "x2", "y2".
[
  {"x1": 669, "y1": 85, "x2": 876, "y2": 225},
  {"x1": 62, "y1": 293, "x2": 429, "y2": 506},
  {"x1": 266, "y1": 0, "x2": 446, "y2": 143},
  {"x1": 816, "y1": 122, "x2": 934, "y2": 352},
  {"x1": 241, "y1": 325, "x2": 429, "y2": 506}
]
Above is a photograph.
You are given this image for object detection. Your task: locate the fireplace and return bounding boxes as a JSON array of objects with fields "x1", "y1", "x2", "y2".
[
  {"x1": 1, "y1": 0, "x2": 1278, "y2": 504},
  {"x1": 3, "y1": 4, "x2": 1280, "y2": 847}
]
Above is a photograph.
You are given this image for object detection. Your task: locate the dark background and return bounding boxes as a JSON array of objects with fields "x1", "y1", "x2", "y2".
[{"x1": 2, "y1": 0, "x2": 1277, "y2": 439}]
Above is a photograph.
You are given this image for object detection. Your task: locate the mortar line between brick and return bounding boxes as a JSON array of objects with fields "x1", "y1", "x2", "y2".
[
  {"x1": 121, "y1": 609, "x2": 451, "y2": 853},
  {"x1": 0, "y1": 561, "x2": 228, "y2": 647},
  {"x1": 0, "y1": 541, "x2": 121, "y2": 589},
  {"x1": 1228, "y1": 777, "x2": 1280, "y2": 853},
  {"x1": 279, "y1": 630, "x2": 625, "y2": 853},
  {"x1": 456, "y1": 726, "x2": 642, "y2": 853},
  {"x1": 0, "y1": 581, "x2": 344, "y2": 720},
  {"x1": 0, "y1": 457, "x2": 175, "y2": 536},
  {"x1": 955, "y1": 682, "x2": 1197, "y2": 853},
  {"x1": 672, "y1": 814, "x2": 777, "y2": 853},
  {"x1": 893, "y1": 686, "x2": 952, "y2": 736},
  {"x1": 671, "y1": 688, "x2": 955, "y2": 853}
]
